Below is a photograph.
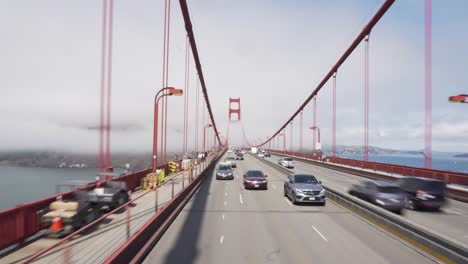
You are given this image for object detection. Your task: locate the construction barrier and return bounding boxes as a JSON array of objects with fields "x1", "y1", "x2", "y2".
[
  {"x1": 141, "y1": 170, "x2": 165, "y2": 191},
  {"x1": 182, "y1": 159, "x2": 192, "y2": 171},
  {"x1": 168, "y1": 161, "x2": 180, "y2": 174}
]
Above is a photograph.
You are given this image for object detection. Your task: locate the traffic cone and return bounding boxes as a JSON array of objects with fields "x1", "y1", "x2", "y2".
[{"x1": 50, "y1": 209, "x2": 63, "y2": 232}]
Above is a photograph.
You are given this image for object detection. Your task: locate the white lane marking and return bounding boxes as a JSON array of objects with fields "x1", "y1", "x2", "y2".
[
  {"x1": 312, "y1": 225, "x2": 328, "y2": 242},
  {"x1": 345, "y1": 179, "x2": 356, "y2": 183},
  {"x1": 224, "y1": 201, "x2": 227, "y2": 207},
  {"x1": 442, "y1": 208, "x2": 462, "y2": 215},
  {"x1": 222, "y1": 213, "x2": 225, "y2": 220},
  {"x1": 464, "y1": 235, "x2": 468, "y2": 238},
  {"x1": 225, "y1": 192, "x2": 227, "y2": 197},
  {"x1": 220, "y1": 235, "x2": 224, "y2": 244},
  {"x1": 272, "y1": 184, "x2": 277, "y2": 190},
  {"x1": 239, "y1": 194, "x2": 244, "y2": 205},
  {"x1": 236, "y1": 174, "x2": 239, "y2": 179},
  {"x1": 283, "y1": 198, "x2": 293, "y2": 206}
]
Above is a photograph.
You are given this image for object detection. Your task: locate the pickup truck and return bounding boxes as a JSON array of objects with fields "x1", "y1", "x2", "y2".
[{"x1": 88, "y1": 181, "x2": 129, "y2": 210}]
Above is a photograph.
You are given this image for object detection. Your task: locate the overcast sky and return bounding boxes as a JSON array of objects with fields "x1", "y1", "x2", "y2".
[{"x1": 1, "y1": 0, "x2": 467, "y2": 153}]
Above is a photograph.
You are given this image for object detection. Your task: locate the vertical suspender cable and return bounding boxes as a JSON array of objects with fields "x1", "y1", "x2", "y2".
[
  {"x1": 313, "y1": 97, "x2": 317, "y2": 152},
  {"x1": 164, "y1": 0, "x2": 172, "y2": 163},
  {"x1": 424, "y1": 0, "x2": 432, "y2": 168},
  {"x1": 290, "y1": 122, "x2": 293, "y2": 152},
  {"x1": 160, "y1": 0, "x2": 168, "y2": 166},
  {"x1": 185, "y1": 38, "x2": 190, "y2": 156},
  {"x1": 364, "y1": 35, "x2": 370, "y2": 161},
  {"x1": 299, "y1": 111, "x2": 303, "y2": 153},
  {"x1": 332, "y1": 73, "x2": 337, "y2": 157},
  {"x1": 183, "y1": 36, "x2": 189, "y2": 156},
  {"x1": 105, "y1": 0, "x2": 114, "y2": 171},
  {"x1": 98, "y1": 0, "x2": 108, "y2": 175},
  {"x1": 195, "y1": 78, "x2": 199, "y2": 151}
]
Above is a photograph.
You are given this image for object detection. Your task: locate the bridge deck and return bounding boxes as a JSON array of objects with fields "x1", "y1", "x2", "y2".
[{"x1": 143, "y1": 154, "x2": 436, "y2": 264}]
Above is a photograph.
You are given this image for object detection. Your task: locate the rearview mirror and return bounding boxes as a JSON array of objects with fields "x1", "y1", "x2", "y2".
[
  {"x1": 319, "y1": 181, "x2": 322, "y2": 184},
  {"x1": 264, "y1": 175, "x2": 268, "y2": 177},
  {"x1": 243, "y1": 174, "x2": 246, "y2": 177}
]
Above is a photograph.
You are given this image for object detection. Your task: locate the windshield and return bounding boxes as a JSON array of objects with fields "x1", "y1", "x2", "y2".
[
  {"x1": 219, "y1": 165, "x2": 231, "y2": 171},
  {"x1": 283, "y1": 158, "x2": 293, "y2": 161},
  {"x1": 246, "y1": 171, "x2": 264, "y2": 178},
  {"x1": 294, "y1": 175, "x2": 317, "y2": 184},
  {"x1": 378, "y1": 186, "x2": 402, "y2": 193}
]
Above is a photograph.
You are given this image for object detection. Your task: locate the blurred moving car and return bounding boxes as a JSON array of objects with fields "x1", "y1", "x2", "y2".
[
  {"x1": 348, "y1": 180, "x2": 405, "y2": 214},
  {"x1": 257, "y1": 152, "x2": 265, "y2": 158},
  {"x1": 278, "y1": 157, "x2": 294, "y2": 169},
  {"x1": 284, "y1": 174, "x2": 325, "y2": 205},
  {"x1": 243, "y1": 170, "x2": 268, "y2": 190},
  {"x1": 398, "y1": 177, "x2": 446, "y2": 210},
  {"x1": 216, "y1": 163, "x2": 234, "y2": 180},
  {"x1": 236, "y1": 153, "x2": 244, "y2": 160},
  {"x1": 264, "y1": 151, "x2": 271, "y2": 157},
  {"x1": 224, "y1": 156, "x2": 237, "y2": 168}
]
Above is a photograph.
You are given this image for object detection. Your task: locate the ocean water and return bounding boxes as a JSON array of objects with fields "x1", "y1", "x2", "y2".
[
  {"x1": 340, "y1": 154, "x2": 468, "y2": 173},
  {"x1": 0, "y1": 166, "x2": 97, "y2": 211}
]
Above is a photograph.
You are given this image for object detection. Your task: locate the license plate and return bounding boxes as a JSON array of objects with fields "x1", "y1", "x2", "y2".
[
  {"x1": 254, "y1": 184, "x2": 259, "y2": 188},
  {"x1": 309, "y1": 197, "x2": 315, "y2": 200}
]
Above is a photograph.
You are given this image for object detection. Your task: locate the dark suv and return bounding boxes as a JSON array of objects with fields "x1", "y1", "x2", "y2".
[{"x1": 398, "y1": 177, "x2": 446, "y2": 210}]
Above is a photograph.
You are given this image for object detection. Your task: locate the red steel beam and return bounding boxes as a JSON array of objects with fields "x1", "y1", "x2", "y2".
[{"x1": 256, "y1": 0, "x2": 396, "y2": 147}]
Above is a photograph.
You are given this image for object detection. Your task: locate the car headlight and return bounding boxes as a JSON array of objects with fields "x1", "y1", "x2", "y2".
[
  {"x1": 227, "y1": 173, "x2": 233, "y2": 176},
  {"x1": 295, "y1": 189, "x2": 303, "y2": 195},
  {"x1": 320, "y1": 189, "x2": 326, "y2": 195}
]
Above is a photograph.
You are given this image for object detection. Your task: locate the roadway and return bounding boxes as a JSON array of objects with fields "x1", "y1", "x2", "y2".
[
  {"x1": 143, "y1": 154, "x2": 437, "y2": 264},
  {"x1": 267, "y1": 153, "x2": 468, "y2": 248},
  {"x1": 1, "y1": 157, "x2": 214, "y2": 264}
]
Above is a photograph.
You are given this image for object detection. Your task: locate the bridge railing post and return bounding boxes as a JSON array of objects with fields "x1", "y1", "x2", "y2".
[
  {"x1": 63, "y1": 239, "x2": 71, "y2": 264},
  {"x1": 171, "y1": 178, "x2": 175, "y2": 198},
  {"x1": 126, "y1": 204, "x2": 130, "y2": 239}
]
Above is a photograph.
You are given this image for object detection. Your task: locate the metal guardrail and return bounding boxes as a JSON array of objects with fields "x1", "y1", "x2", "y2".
[
  {"x1": 269, "y1": 151, "x2": 468, "y2": 203},
  {"x1": 250, "y1": 153, "x2": 468, "y2": 264}
]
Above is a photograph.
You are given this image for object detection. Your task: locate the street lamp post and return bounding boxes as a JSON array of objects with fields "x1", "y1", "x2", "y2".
[
  {"x1": 152, "y1": 87, "x2": 183, "y2": 173},
  {"x1": 203, "y1": 124, "x2": 212, "y2": 152},
  {"x1": 309, "y1": 126, "x2": 321, "y2": 152}
]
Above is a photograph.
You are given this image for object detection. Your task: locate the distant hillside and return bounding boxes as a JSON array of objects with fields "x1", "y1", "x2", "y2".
[
  {"x1": 0, "y1": 151, "x2": 162, "y2": 171},
  {"x1": 454, "y1": 153, "x2": 468, "y2": 158},
  {"x1": 315, "y1": 145, "x2": 424, "y2": 156}
]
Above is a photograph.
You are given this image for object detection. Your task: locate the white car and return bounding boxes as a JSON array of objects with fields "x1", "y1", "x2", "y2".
[
  {"x1": 278, "y1": 157, "x2": 294, "y2": 169},
  {"x1": 257, "y1": 152, "x2": 265, "y2": 158},
  {"x1": 224, "y1": 157, "x2": 237, "y2": 168}
]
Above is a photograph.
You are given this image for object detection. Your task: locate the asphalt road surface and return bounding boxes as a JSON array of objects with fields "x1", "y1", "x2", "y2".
[
  {"x1": 143, "y1": 154, "x2": 437, "y2": 264},
  {"x1": 266, "y1": 153, "x2": 468, "y2": 248}
]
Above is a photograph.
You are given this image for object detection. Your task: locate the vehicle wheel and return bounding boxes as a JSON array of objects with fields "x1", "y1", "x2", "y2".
[
  {"x1": 406, "y1": 199, "x2": 416, "y2": 210},
  {"x1": 394, "y1": 209, "x2": 403, "y2": 215},
  {"x1": 291, "y1": 193, "x2": 297, "y2": 205},
  {"x1": 348, "y1": 190, "x2": 355, "y2": 196},
  {"x1": 320, "y1": 201, "x2": 326, "y2": 206},
  {"x1": 283, "y1": 187, "x2": 287, "y2": 197}
]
